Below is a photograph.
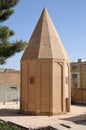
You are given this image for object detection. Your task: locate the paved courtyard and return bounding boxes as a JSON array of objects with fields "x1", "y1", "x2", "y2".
[{"x1": 0, "y1": 102, "x2": 86, "y2": 129}]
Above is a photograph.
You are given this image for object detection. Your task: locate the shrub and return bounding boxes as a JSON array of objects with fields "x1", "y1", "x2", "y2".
[{"x1": 0, "y1": 120, "x2": 21, "y2": 130}]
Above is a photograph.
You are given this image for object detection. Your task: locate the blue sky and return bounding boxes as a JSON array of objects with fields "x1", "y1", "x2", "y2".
[{"x1": 1, "y1": 0, "x2": 86, "y2": 70}]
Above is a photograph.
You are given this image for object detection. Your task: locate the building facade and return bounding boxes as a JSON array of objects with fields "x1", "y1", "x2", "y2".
[
  {"x1": 71, "y1": 59, "x2": 86, "y2": 104},
  {"x1": 20, "y1": 8, "x2": 70, "y2": 115},
  {"x1": 0, "y1": 69, "x2": 20, "y2": 103}
]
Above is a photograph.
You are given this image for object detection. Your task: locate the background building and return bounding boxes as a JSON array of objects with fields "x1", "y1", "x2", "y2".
[
  {"x1": 0, "y1": 69, "x2": 20, "y2": 103},
  {"x1": 71, "y1": 59, "x2": 86, "y2": 104}
]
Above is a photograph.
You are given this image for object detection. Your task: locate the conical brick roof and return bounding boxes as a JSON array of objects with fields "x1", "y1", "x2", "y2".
[{"x1": 21, "y1": 8, "x2": 69, "y2": 61}]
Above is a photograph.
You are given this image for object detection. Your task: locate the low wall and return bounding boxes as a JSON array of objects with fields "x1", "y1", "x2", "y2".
[
  {"x1": 71, "y1": 88, "x2": 86, "y2": 104},
  {"x1": 0, "y1": 88, "x2": 19, "y2": 103},
  {"x1": 0, "y1": 69, "x2": 20, "y2": 102}
]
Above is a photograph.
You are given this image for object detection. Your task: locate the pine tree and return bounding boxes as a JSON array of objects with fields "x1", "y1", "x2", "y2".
[{"x1": 0, "y1": 0, "x2": 27, "y2": 64}]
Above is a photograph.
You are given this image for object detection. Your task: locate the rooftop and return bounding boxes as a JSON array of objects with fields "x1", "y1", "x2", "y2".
[{"x1": 21, "y1": 8, "x2": 69, "y2": 61}]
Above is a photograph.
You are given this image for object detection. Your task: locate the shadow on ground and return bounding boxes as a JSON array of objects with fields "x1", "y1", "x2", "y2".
[
  {"x1": 60, "y1": 114, "x2": 86, "y2": 126},
  {"x1": 74, "y1": 120, "x2": 86, "y2": 125},
  {"x1": 59, "y1": 103, "x2": 86, "y2": 126},
  {"x1": 0, "y1": 109, "x2": 24, "y2": 116}
]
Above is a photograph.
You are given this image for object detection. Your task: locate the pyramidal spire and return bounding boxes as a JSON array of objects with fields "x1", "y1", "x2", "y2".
[
  {"x1": 21, "y1": 8, "x2": 69, "y2": 61},
  {"x1": 43, "y1": 7, "x2": 47, "y2": 12}
]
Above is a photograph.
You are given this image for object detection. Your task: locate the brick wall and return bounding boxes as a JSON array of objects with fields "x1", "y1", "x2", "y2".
[
  {"x1": 71, "y1": 88, "x2": 86, "y2": 104},
  {"x1": 0, "y1": 69, "x2": 20, "y2": 102},
  {"x1": 0, "y1": 69, "x2": 20, "y2": 87}
]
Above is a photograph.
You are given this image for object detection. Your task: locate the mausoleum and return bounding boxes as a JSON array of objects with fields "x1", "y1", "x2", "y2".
[{"x1": 20, "y1": 8, "x2": 70, "y2": 115}]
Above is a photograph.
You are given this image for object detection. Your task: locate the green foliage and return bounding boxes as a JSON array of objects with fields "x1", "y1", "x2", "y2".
[
  {"x1": 0, "y1": 26, "x2": 14, "y2": 43},
  {"x1": 0, "y1": 0, "x2": 27, "y2": 64},
  {"x1": 0, "y1": 40, "x2": 27, "y2": 58},
  {"x1": 0, "y1": 120, "x2": 21, "y2": 130},
  {"x1": 0, "y1": 0, "x2": 19, "y2": 22}
]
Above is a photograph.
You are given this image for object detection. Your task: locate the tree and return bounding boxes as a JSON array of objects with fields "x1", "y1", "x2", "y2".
[{"x1": 0, "y1": 0, "x2": 27, "y2": 64}]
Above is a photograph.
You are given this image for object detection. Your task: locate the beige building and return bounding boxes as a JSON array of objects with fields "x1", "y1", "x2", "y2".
[
  {"x1": 20, "y1": 8, "x2": 70, "y2": 115},
  {"x1": 71, "y1": 59, "x2": 86, "y2": 104},
  {"x1": 0, "y1": 69, "x2": 20, "y2": 102}
]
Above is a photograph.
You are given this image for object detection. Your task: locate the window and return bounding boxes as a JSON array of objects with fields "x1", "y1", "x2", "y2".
[
  {"x1": 10, "y1": 87, "x2": 17, "y2": 90},
  {"x1": 30, "y1": 76, "x2": 35, "y2": 84},
  {"x1": 72, "y1": 74, "x2": 77, "y2": 78},
  {"x1": 72, "y1": 83, "x2": 78, "y2": 88},
  {"x1": 74, "y1": 83, "x2": 78, "y2": 87},
  {"x1": 72, "y1": 65, "x2": 77, "y2": 69}
]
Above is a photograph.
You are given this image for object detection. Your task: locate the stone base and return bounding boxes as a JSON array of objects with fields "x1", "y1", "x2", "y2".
[{"x1": 20, "y1": 110, "x2": 66, "y2": 116}]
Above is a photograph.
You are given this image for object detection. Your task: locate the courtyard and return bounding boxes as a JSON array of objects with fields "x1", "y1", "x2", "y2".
[{"x1": 0, "y1": 102, "x2": 86, "y2": 129}]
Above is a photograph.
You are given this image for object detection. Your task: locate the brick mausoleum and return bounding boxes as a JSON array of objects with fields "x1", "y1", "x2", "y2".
[{"x1": 20, "y1": 8, "x2": 70, "y2": 115}]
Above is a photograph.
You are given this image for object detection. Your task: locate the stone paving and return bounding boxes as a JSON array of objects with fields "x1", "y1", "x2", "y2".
[{"x1": 0, "y1": 102, "x2": 86, "y2": 129}]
